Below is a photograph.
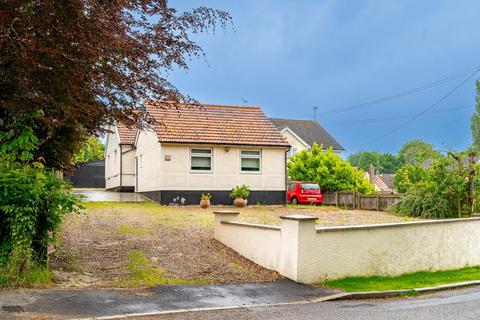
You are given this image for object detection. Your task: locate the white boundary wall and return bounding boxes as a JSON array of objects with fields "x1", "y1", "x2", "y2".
[{"x1": 214, "y1": 211, "x2": 480, "y2": 284}]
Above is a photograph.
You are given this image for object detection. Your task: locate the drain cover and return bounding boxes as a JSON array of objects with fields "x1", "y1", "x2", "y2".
[{"x1": 2, "y1": 306, "x2": 24, "y2": 313}]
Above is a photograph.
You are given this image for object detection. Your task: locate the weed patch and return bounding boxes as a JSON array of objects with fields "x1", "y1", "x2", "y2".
[
  {"x1": 117, "y1": 225, "x2": 152, "y2": 236},
  {"x1": 117, "y1": 250, "x2": 208, "y2": 287},
  {"x1": 0, "y1": 262, "x2": 51, "y2": 288}
]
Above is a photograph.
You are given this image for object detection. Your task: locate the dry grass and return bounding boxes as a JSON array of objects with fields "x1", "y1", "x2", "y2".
[{"x1": 49, "y1": 202, "x2": 418, "y2": 288}]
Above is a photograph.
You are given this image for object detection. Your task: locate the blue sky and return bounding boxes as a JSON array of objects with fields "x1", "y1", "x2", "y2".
[{"x1": 169, "y1": 1, "x2": 480, "y2": 155}]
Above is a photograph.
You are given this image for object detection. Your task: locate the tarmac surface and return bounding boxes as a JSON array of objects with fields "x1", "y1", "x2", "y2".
[
  {"x1": 72, "y1": 189, "x2": 147, "y2": 202},
  {"x1": 0, "y1": 280, "x2": 338, "y2": 319}
]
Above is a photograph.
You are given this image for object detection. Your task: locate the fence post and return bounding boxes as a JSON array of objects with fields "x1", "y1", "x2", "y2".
[
  {"x1": 335, "y1": 192, "x2": 339, "y2": 207},
  {"x1": 376, "y1": 195, "x2": 381, "y2": 211}
]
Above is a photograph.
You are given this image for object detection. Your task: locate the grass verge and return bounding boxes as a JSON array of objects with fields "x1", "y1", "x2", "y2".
[
  {"x1": 324, "y1": 265, "x2": 480, "y2": 292},
  {"x1": 0, "y1": 264, "x2": 51, "y2": 288}
]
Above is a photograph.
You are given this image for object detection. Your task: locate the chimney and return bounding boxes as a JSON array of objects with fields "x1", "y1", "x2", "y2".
[{"x1": 368, "y1": 164, "x2": 375, "y2": 183}]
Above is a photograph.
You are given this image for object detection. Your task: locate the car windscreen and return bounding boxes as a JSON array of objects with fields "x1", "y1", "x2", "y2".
[{"x1": 300, "y1": 183, "x2": 320, "y2": 190}]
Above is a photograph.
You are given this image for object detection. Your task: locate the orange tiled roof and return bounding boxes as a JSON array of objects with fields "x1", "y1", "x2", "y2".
[
  {"x1": 145, "y1": 102, "x2": 290, "y2": 147},
  {"x1": 117, "y1": 122, "x2": 137, "y2": 145}
]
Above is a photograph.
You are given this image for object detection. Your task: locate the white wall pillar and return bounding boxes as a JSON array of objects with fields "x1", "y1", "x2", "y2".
[
  {"x1": 213, "y1": 210, "x2": 240, "y2": 240},
  {"x1": 279, "y1": 214, "x2": 317, "y2": 282}
]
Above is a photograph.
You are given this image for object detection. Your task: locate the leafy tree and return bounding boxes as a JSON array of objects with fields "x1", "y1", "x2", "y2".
[
  {"x1": 288, "y1": 144, "x2": 374, "y2": 194},
  {"x1": 394, "y1": 164, "x2": 428, "y2": 193},
  {"x1": 72, "y1": 136, "x2": 105, "y2": 164},
  {"x1": 348, "y1": 151, "x2": 401, "y2": 174},
  {"x1": 398, "y1": 139, "x2": 440, "y2": 165},
  {"x1": 1, "y1": 1, "x2": 231, "y2": 169},
  {"x1": 379, "y1": 153, "x2": 402, "y2": 174},
  {"x1": 471, "y1": 81, "x2": 480, "y2": 150},
  {"x1": 348, "y1": 151, "x2": 382, "y2": 172}
]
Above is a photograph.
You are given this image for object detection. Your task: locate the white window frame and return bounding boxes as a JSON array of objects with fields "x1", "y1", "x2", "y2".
[
  {"x1": 190, "y1": 148, "x2": 213, "y2": 173},
  {"x1": 240, "y1": 149, "x2": 261, "y2": 173},
  {"x1": 287, "y1": 147, "x2": 299, "y2": 158}
]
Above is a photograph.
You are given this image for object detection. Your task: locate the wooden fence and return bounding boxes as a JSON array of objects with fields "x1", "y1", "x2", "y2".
[{"x1": 322, "y1": 191, "x2": 402, "y2": 211}]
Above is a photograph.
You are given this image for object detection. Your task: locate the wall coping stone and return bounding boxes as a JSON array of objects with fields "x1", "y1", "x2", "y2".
[
  {"x1": 316, "y1": 217, "x2": 480, "y2": 233},
  {"x1": 221, "y1": 220, "x2": 281, "y2": 231},
  {"x1": 280, "y1": 214, "x2": 318, "y2": 221}
]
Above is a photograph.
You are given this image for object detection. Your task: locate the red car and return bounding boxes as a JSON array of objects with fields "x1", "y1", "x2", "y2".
[{"x1": 287, "y1": 181, "x2": 323, "y2": 205}]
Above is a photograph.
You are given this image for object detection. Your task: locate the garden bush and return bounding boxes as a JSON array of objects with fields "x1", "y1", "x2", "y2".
[
  {"x1": 288, "y1": 144, "x2": 374, "y2": 193},
  {"x1": 394, "y1": 164, "x2": 428, "y2": 193},
  {"x1": 391, "y1": 155, "x2": 474, "y2": 218},
  {"x1": 0, "y1": 126, "x2": 79, "y2": 287}
]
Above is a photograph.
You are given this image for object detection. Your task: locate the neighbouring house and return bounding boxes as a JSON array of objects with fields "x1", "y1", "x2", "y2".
[
  {"x1": 135, "y1": 103, "x2": 290, "y2": 205},
  {"x1": 364, "y1": 165, "x2": 396, "y2": 194},
  {"x1": 269, "y1": 118, "x2": 344, "y2": 157},
  {"x1": 105, "y1": 122, "x2": 137, "y2": 192}
]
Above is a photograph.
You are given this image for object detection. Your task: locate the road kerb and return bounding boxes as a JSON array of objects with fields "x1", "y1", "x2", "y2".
[
  {"x1": 320, "y1": 280, "x2": 480, "y2": 301},
  {"x1": 63, "y1": 280, "x2": 480, "y2": 320}
]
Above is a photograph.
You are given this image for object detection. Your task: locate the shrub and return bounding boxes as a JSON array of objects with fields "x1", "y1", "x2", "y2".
[
  {"x1": 0, "y1": 125, "x2": 79, "y2": 287},
  {"x1": 391, "y1": 155, "x2": 472, "y2": 218},
  {"x1": 394, "y1": 164, "x2": 428, "y2": 193},
  {"x1": 390, "y1": 182, "x2": 453, "y2": 218},
  {"x1": 230, "y1": 185, "x2": 250, "y2": 199},
  {"x1": 200, "y1": 193, "x2": 212, "y2": 201},
  {"x1": 288, "y1": 144, "x2": 374, "y2": 193}
]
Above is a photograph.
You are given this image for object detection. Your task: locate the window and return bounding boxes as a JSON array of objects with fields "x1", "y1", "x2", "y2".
[
  {"x1": 287, "y1": 147, "x2": 298, "y2": 158},
  {"x1": 288, "y1": 182, "x2": 297, "y2": 190},
  {"x1": 300, "y1": 183, "x2": 320, "y2": 190},
  {"x1": 240, "y1": 150, "x2": 261, "y2": 172},
  {"x1": 190, "y1": 148, "x2": 212, "y2": 171}
]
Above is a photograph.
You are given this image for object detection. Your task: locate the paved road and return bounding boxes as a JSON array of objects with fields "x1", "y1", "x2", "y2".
[
  {"x1": 0, "y1": 280, "x2": 337, "y2": 319},
  {"x1": 137, "y1": 286, "x2": 480, "y2": 320}
]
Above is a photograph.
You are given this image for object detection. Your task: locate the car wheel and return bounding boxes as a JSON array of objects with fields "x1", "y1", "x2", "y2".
[{"x1": 291, "y1": 197, "x2": 298, "y2": 205}]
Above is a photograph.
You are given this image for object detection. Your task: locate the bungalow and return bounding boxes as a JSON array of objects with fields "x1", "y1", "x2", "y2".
[
  {"x1": 105, "y1": 122, "x2": 137, "y2": 192},
  {"x1": 135, "y1": 103, "x2": 290, "y2": 205},
  {"x1": 269, "y1": 118, "x2": 344, "y2": 157}
]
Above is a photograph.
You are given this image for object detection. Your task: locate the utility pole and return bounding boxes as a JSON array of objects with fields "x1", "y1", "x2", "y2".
[
  {"x1": 448, "y1": 152, "x2": 462, "y2": 217},
  {"x1": 468, "y1": 151, "x2": 476, "y2": 214},
  {"x1": 313, "y1": 106, "x2": 318, "y2": 122}
]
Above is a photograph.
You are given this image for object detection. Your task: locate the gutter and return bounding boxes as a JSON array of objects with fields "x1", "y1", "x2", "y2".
[{"x1": 285, "y1": 147, "x2": 290, "y2": 205}]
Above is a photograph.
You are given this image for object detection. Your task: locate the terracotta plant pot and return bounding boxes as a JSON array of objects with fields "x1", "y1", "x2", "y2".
[
  {"x1": 234, "y1": 197, "x2": 247, "y2": 207},
  {"x1": 200, "y1": 199, "x2": 210, "y2": 209}
]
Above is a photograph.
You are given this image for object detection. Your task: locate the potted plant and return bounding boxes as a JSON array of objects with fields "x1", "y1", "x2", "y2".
[
  {"x1": 230, "y1": 184, "x2": 250, "y2": 207},
  {"x1": 200, "y1": 193, "x2": 212, "y2": 209}
]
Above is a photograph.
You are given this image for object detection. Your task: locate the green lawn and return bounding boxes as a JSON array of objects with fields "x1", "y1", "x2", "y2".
[{"x1": 324, "y1": 266, "x2": 480, "y2": 292}]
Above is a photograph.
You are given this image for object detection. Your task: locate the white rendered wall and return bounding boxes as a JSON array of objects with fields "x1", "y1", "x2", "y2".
[{"x1": 214, "y1": 214, "x2": 480, "y2": 284}]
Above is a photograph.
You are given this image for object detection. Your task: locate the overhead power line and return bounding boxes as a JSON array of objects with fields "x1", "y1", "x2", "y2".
[
  {"x1": 319, "y1": 66, "x2": 480, "y2": 115},
  {"x1": 331, "y1": 105, "x2": 473, "y2": 127},
  {"x1": 356, "y1": 68, "x2": 480, "y2": 148}
]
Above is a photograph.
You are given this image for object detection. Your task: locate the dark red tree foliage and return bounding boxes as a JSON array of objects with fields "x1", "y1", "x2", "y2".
[{"x1": 0, "y1": 1, "x2": 230, "y2": 168}]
